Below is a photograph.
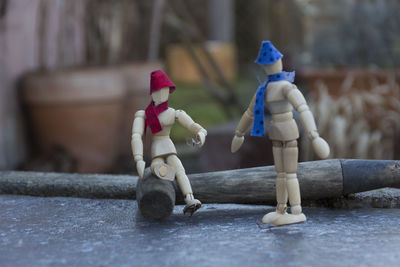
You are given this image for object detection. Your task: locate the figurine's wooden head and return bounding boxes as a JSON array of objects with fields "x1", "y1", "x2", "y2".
[
  {"x1": 263, "y1": 59, "x2": 283, "y2": 75},
  {"x1": 151, "y1": 87, "x2": 170, "y2": 105},
  {"x1": 150, "y1": 70, "x2": 175, "y2": 105}
]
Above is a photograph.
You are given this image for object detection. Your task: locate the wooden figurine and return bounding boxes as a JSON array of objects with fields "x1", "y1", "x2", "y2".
[
  {"x1": 131, "y1": 70, "x2": 207, "y2": 216},
  {"x1": 231, "y1": 41, "x2": 330, "y2": 226}
]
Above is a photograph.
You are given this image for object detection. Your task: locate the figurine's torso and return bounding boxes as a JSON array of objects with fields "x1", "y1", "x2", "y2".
[
  {"x1": 265, "y1": 80, "x2": 299, "y2": 141},
  {"x1": 151, "y1": 107, "x2": 177, "y2": 158}
]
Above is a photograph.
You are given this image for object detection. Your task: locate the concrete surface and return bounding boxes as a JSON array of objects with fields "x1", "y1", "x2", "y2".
[{"x1": 1, "y1": 195, "x2": 400, "y2": 267}]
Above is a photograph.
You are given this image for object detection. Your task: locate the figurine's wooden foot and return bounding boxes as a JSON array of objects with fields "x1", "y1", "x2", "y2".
[
  {"x1": 183, "y1": 194, "x2": 201, "y2": 216},
  {"x1": 261, "y1": 211, "x2": 287, "y2": 224},
  {"x1": 273, "y1": 212, "x2": 306, "y2": 226},
  {"x1": 183, "y1": 202, "x2": 201, "y2": 216}
]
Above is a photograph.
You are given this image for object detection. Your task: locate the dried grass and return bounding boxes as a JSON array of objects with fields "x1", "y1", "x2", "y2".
[{"x1": 301, "y1": 73, "x2": 400, "y2": 160}]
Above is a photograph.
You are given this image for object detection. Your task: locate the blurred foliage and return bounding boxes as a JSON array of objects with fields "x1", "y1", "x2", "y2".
[
  {"x1": 168, "y1": 82, "x2": 227, "y2": 141},
  {"x1": 31, "y1": 0, "x2": 400, "y2": 70},
  {"x1": 307, "y1": 0, "x2": 400, "y2": 68},
  {"x1": 302, "y1": 73, "x2": 400, "y2": 160},
  {"x1": 235, "y1": 0, "x2": 304, "y2": 71},
  {"x1": 168, "y1": 76, "x2": 257, "y2": 141}
]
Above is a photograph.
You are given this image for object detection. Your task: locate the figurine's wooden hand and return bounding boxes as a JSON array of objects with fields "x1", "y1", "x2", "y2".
[
  {"x1": 136, "y1": 160, "x2": 146, "y2": 178},
  {"x1": 312, "y1": 136, "x2": 330, "y2": 159},
  {"x1": 196, "y1": 131, "x2": 206, "y2": 147},
  {"x1": 231, "y1": 135, "x2": 244, "y2": 153}
]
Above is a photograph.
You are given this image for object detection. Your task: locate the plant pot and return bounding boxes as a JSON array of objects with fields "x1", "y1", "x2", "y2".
[{"x1": 22, "y1": 68, "x2": 125, "y2": 173}]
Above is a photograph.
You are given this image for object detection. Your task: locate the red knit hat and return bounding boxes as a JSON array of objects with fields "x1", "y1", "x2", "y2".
[{"x1": 150, "y1": 70, "x2": 176, "y2": 95}]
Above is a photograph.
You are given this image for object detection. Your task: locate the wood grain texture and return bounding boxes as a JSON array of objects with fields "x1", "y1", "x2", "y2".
[
  {"x1": 182, "y1": 159, "x2": 343, "y2": 205},
  {"x1": 0, "y1": 170, "x2": 137, "y2": 199}
]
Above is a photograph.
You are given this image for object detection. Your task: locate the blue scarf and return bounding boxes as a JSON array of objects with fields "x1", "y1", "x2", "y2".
[{"x1": 251, "y1": 71, "x2": 295, "y2": 136}]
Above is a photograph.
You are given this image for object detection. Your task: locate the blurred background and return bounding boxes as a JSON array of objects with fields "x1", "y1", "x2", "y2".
[{"x1": 0, "y1": 0, "x2": 399, "y2": 175}]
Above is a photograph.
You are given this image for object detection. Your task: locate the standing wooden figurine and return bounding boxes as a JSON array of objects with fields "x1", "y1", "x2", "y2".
[
  {"x1": 131, "y1": 70, "x2": 206, "y2": 216},
  {"x1": 231, "y1": 41, "x2": 330, "y2": 226}
]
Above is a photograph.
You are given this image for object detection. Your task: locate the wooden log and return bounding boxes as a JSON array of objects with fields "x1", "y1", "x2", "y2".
[
  {"x1": 342, "y1": 159, "x2": 400, "y2": 194},
  {"x1": 0, "y1": 170, "x2": 136, "y2": 199},
  {"x1": 0, "y1": 159, "x2": 399, "y2": 205},
  {"x1": 136, "y1": 168, "x2": 176, "y2": 221},
  {"x1": 179, "y1": 159, "x2": 343, "y2": 205}
]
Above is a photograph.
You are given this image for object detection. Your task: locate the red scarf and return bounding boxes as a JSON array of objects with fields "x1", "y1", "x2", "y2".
[{"x1": 145, "y1": 100, "x2": 169, "y2": 134}]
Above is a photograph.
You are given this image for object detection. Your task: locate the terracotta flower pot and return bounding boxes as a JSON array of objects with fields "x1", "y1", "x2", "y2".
[{"x1": 22, "y1": 68, "x2": 125, "y2": 173}]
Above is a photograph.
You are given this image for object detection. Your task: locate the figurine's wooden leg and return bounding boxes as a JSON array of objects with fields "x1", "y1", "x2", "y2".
[
  {"x1": 166, "y1": 155, "x2": 191, "y2": 195},
  {"x1": 274, "y1": 142, "x2": 288, "y2": 214},
  {"x1": 166, "y1": 154, "x2": 201, "y2": 216},
  {"x1": 284, "y1": 140, "x2": 301, "y2": 212},
  {"x1": 151, "y1": 157, "x2": 165, "y2": 174},
  {"x1": 274, "y1": 140, "x2": 306, "y2": 226},
  {"x1": 262, "y1": 141, "x2": 287, "y2": 224},
  {"x1": 151, "y1": 156, "x2": 175, "y2": 181}
]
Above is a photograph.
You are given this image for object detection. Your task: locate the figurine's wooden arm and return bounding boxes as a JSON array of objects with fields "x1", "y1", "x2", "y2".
[
  {"x1": 175, "y1": 110, "x2": 207, "y2": 147},
  {"x1": 284, "y1": 84, "x2": 318, "y2": 139},
  {"x1": 231, "y1": 95, "x2": 256, "y2": 153},
  {"x1": 284, "y1": 84, "x2": 330, "y2": 158},
  {"x1": 235, "y1": 95, "x2": 256, "y2": 137},
  {"x1": 131, "y1": 110, "x2": 146, "y2": 178}
]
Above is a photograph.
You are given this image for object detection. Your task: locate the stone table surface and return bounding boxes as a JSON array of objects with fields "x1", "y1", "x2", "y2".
[{"x1": 1, "y1": 194, "x2": 400, "y2": 267}]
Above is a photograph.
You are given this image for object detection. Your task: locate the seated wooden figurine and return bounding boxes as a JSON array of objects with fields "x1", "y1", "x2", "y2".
[
  {"x1": 231, "y1": 41, "x2": 330, "y2": 226},
  {"x1": 131, "y1": 70, "x2": 207, "y2": 216}
]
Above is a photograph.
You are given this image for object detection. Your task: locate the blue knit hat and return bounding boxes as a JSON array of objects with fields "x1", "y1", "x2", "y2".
[{"x1": 254, "y1": 41, "x2": 283, "y2": 65}]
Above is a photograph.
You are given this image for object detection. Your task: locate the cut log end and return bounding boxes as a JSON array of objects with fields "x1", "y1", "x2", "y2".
[
  {"x1": 136, "y1": 168, "x2": 176, "y2": 221},
  {"x1": 138, "y1": 190, "x2": 175, "y2": 221}
]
